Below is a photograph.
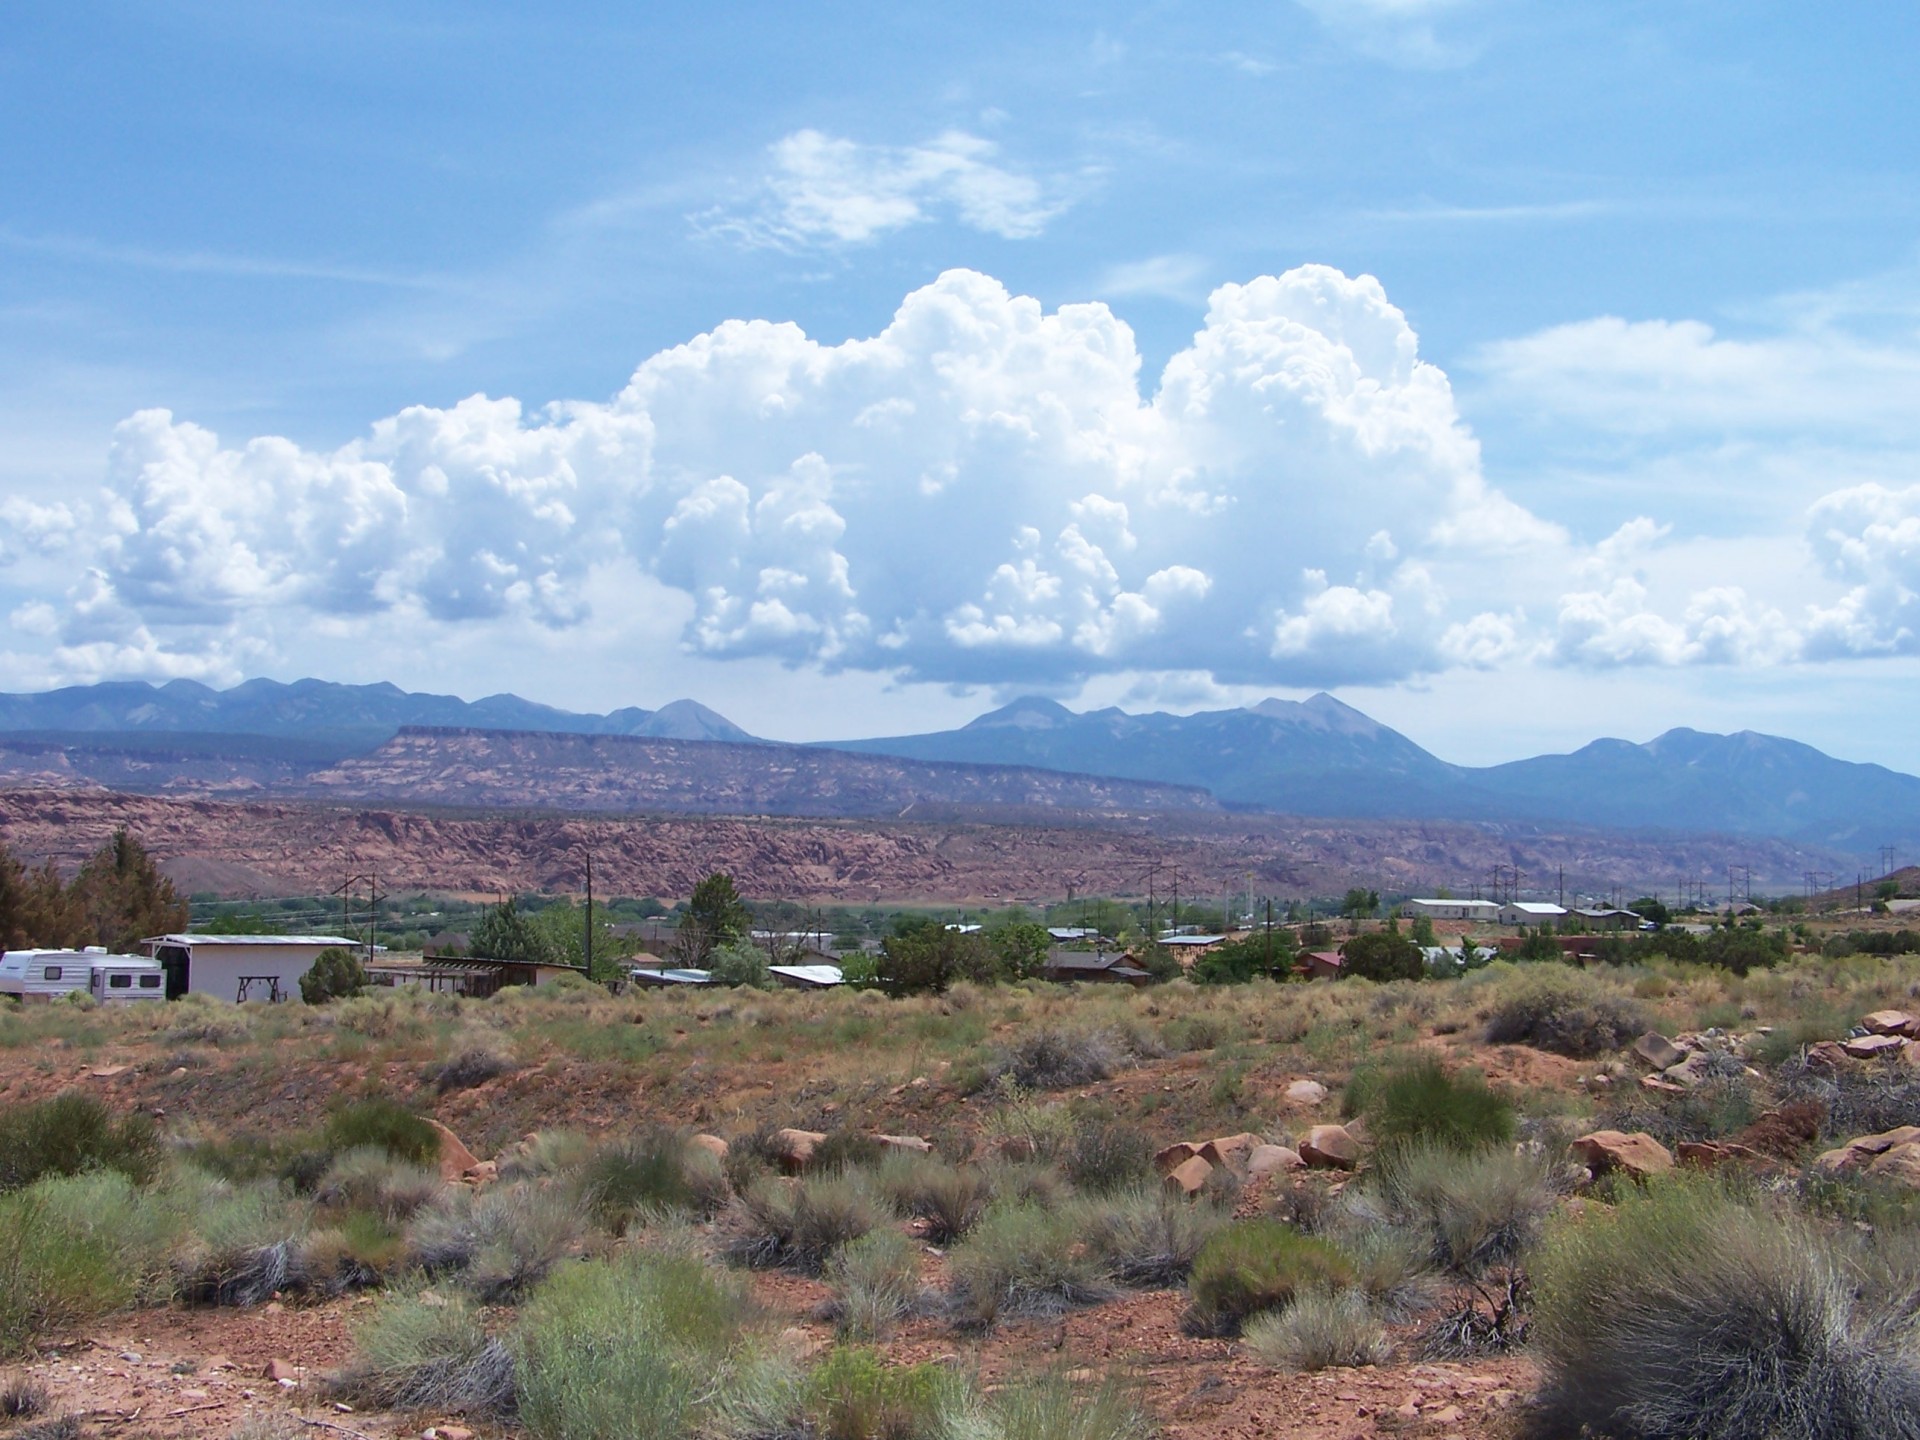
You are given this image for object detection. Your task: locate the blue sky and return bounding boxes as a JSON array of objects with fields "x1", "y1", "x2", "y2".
[{"x1": 3, "y1": 2, "x2": 1919, "y2": 769}]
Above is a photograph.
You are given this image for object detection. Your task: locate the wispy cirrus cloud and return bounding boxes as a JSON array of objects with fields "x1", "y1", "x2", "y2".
[
  {"x1": 0, "y1": 225, "x2": 446, "y2": 289},
  {"x1": 694, "y1": 129, "x2": 1071, "y2": 248}
]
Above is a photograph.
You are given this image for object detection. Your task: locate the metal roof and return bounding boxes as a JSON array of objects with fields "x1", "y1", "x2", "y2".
[
  {"x1": 769, "y1": 964, "x2": 844, "y2": 987},
  {"x1": 147, "y1": 933, "x2": 359, "y2": 947}
]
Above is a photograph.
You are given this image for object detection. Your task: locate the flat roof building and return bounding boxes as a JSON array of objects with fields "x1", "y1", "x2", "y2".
[{"x1": 141, "y1": 933, "x2": 361, "y2": 1002}]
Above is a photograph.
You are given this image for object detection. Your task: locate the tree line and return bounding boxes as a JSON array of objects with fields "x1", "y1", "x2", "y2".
[{"x1": 0, "y1": 830, "x2": 188, "y2": 953}]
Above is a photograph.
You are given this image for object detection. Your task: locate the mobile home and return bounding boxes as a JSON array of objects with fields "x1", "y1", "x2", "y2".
[{"x1": 90, "y1": 955, "x2": 166, "y2": 1003}]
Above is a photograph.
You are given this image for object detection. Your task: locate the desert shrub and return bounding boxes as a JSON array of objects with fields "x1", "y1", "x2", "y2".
[
  {"x1": 0, "y1": 1172, "x2": 177, "y2": 1355},
  {"x1": 1529, "y1": 1175, "x2": 1920, "y2": 1440},
  {"x1": 1242, "y1": 1289, "x2": 1389, "y2": 1371},
  {"x1": 424, "y1": 1047, "x2": 516, "y2": 1095},
  {"x1": 1363, "y1": 1142, "x2": 1555, "y2": 1276},
  {"x1": 827, "y1": 1229, "x2": 925, "y2": 1341},
  {"x1": 314, "y1": 1147, "x2": 443, "y2": 1223},
  {"x1": 0, "y1": 1092, "x2": 161, "y2": 1192},
  {"x1": 1346, "y1": 1056, "x2": 1514, "y2": 1155},
  {"x1": 299, "y1": 1212, "x2": 404, "y2": 1294},
  {"x1": 172, "y1": 1183, "x2": 311, "y2": 1306},
  {"x1": 514, "y1": 1249, "x2": 796, "y2": 1440},
  {"x1": 947, "y1": 1201, "x2": 1115, "y2": 1327},
  {"x1": 1482, "y1": 966, "x2": 1647, "y2": 1058},
  {"x1": 1063, "y1": 1117, "x2": 1155, "y2": 1194},
  {"x1": 1779, "y1": 1055, "x2": 1920, "y2": 1142},
  {"x1": 499, "y1": 1130, "x2": 592, "y2": 1182},
  {"x1": 952, "y1": 1371, "x2": 1155, "y2": 1440},
  {"x1": 812, "y1": 1131, "x2": 888, "y2": 1174},
  {"x1": 726, "y1": 1172, "x2": 881, "y2": 1274},
  {"x1": 1599, "y1": 1073, "x2": 1763, "y2": 1150},
  {"x1": 13, "y1": 1417, "x2": 83, "y2": 1440},
  {"x1": 331, "y1": 1292, "x2": 515, "y2": 1416},
  {"x1": 805, "y1": 1346, "x2": 949, "y2": 1440},
  {"x1": 300, "y1": 946, "x2": 368, "y2": 1004},
  {"x1": 579, "y1": 1130, "x2": 728, "y2": 1232},
  {"x1": 978, "y1": 1087, "x2": 1075, "y2": 1161},
  {"x1": 409, "y1": 1181, "x2": 584, "y2": 1302},
  {"x1": 321, "y1": 1098, "x2": 439, "y2": 1167},
  {"x1": 1077, "y1": 1186, "x2": 1227, "y2": 1287},
  {"x1": 992, "y1": 1028, "x2": 1123, "y2": 1091},
  {"x1": 878, "y1": 1155, "x2": 989, "y2": 1244},
  {"x1": 1187, "y1": 1219, "x2": 1354, "y2": 1337},
  {"x1": 0, "y1": 1375, "x2": 49, "y2": 1419}
]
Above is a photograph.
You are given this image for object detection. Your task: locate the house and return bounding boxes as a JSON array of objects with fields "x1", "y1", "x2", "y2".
[
  {"x1": 1405, "y1": 899, "x2": 1503, "y2": 923},
  {"x1": 629, "y1": 966, "x2": 714, "y2": 987},
  {"x1": 1498, "y1": 902, "x2": 1569, "y2": 927},
  {"x1": 769, "y1": 964, "x2": 844, "y2": 990},
  {"x1": 1047, "y1": 927, "x2": 1099, "y2": 942},
  {"x1": 1300, "y1": 950, "x2": 1345, "y2": 980},
  {"x1": 1572, "y1": 908, "x2": 1644, "y2": 931},
  {"x1": 141, "y1": 933, "x2": 362, "y2": 1002},
  {"x1": 1041, "y1": 950, "x2": 1152, "y2": 986},
  {"x1": 1159, "y1": 933, "x2": 1228, "y2": 950}
]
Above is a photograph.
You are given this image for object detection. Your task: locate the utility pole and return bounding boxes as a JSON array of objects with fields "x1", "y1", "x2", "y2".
[
  {"x1": 1557, "y1": 864, "x2": 1565, "y2": 909},
  {"x1": 1882, "y1": 846, "x2": 1900, "y2": 880}
]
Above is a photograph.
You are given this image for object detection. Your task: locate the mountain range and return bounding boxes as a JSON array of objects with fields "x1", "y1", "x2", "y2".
[{"x1": 0, "y1": 678, "x2": 1914, "y2": 857}]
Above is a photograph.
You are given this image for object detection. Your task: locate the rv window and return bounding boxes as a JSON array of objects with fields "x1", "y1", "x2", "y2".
[
  {"x1": 42, "y1": 966, "x2": 61, "y2": 981},
  {"x1": 139, "y1": 975, "x2": 161, "y2": 988},
  {"x1": 109, "y1": 974, "x2": 132, "y2": 989}
]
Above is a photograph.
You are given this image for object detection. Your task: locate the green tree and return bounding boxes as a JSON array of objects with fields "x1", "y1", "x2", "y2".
[
  {"x1": 1192, "y1": 930, "x2": 1297, "y2": 985},
  {"x1": 876, "y1": 918, "x2": 1000, "y2": 996},
  {"x1": 1339, "y1": 930, "x2": 1422, "y2": 982},
  {"x1": 0, "y1": 842, "x2": 24, "y2": 950},
  {"x1": 1408, "y1": 912, "x2": 1438, "y2": 947},
  {"x1": 672, "y1": 872, "x2": 751, "y2": 966},
  {"x1": 1512, "y1": 929, "x2": 1562, "y2": 962},
  {"x1": 69, "y1": 829, "x2": 187, "y2": 951},
  {"x1": 1341, "y1": 888, "x2": 1380, "y2": 920},
  {"x1": 707, "y1": 939, "x2": 772, "y2": 989},
  {"x1": 471, "y1": 896, "x2": 552, "y2": 964},
  {"x1": 300, "y1": 946, "x2": 368, "y2": 1004},
  {"x1": 527, "y1": 898, "x2": 631, "y2": 980},
  {"x1": 986, "y1": 920, "x2": 1051, "y2": 982},
  {"x1": 1629, "y1": 896, "x2": 1671, "y2": 927}
]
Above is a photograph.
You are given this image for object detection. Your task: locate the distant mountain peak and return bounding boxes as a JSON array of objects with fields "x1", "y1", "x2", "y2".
[
  {"x1": 1249, "y1": 693, "x2": 1383, "y2": 738},
  {"x1": 640, "y1": 699, "x2": 757, "y2": 743},
  {"x1": 965, "y1": 696, "x2": 1077, "y2": 731}
]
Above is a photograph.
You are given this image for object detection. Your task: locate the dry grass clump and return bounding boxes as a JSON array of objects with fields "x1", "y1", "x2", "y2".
[
  {"x1": 1360, "y1": 1141, "x2": 1558, "y2": 1277},
  {"x1": 330, "y1": 1292, "x2": 515, "y2": 1417},
  {"x1": 0, "y1": 1374, "x2": 50, "y2": 1419},
  {"x1": 1077, "y1": 1186, "x2": 1228, "y2": 1288},
  {"x1": 1186, "y1": 1219, "x2": 1354, "y2": 1338},
  {"x1": 408, "y1": 1181, "x2": 585, "y2": 1302},
  {"x1": 578, "y1": 1128, "x2": 730, "y2": 1231},
  {"x1": 725, "y1": 1172, "x2": 882, "y2": 1274},
  {"x1": 1481, "y1": 965, "x2": 1648, "y2": 1057},
  {"x1": 874, "y1": 1153, "x2": 990, "y2": 1244},
  {"x1": 0, "y1": 1172, "x2": 179, "y2": 1354},
  {"x1": 313, "y1": 1147, "x2": 443, "y2": 1223},
  {"x1": 513, "y1": 1249, "x2": 796, "y2": 1440},
  {"x1": 947, "y1": 1200, "x2": 1117, "y2": 1328},
  {"x1": 424, "y1": 1045, "x2": 517, "y2": 1094},
  {"x1": 989, "y1": 1027, "x2": 1126, "y2": 1091},
  {"x1": 825, "y1": 1229, "x2": 927, "y2": 1341},
  {"x1": 1242, "y1": 1289, "x2": 1390, "y2": 1372},
  {"x1": 1344, "y1": 1056, "x2": 1514, "y2": 1155},
  {"x1": 0, "y1": 1092, "x2": 161, "y2": 1193},
  {"x1": 803, "y1": 1346, "x2": 951, "y2": 1440},
  {"x1": 1529, "y1": 1175, "x2": 1920, "y2": 1440}
]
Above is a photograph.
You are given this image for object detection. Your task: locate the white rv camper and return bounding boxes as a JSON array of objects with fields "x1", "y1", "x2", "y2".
[
  {"x1": 1, "y1": 948, "x2": 105, "y2": 1001},
  {"x1": 89, "y1": 955, "x2": 166, "y2": 1003}
]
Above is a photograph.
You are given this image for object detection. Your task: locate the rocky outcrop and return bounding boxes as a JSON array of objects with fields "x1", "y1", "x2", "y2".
[{"x1": 1572, "y1": 1130, "x2": 1674, "y2": 1180}]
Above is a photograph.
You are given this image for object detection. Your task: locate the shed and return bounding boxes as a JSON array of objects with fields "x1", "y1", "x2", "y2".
[
  {"x1": 1572, "y1": 908, "x2": 1643, "y2": 931},
  {"x1": 629, "y1": 967, "x2": 713, "y2": 987},
  {"x1": 141, "y1": 933, "x2": 362, "y2": 1002}
]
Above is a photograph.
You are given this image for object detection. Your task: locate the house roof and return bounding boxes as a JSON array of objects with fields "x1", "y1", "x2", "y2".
[
  {"x1": 1304, "y1": 950, "x2": 1345, "y2": 966},
  {"x1": 1160, "y1": 934, "x2": 1227, "y2": 946},
  {"x1": 1046, "y1": 952, "x2": 1130, "y2": 971},
  {"x1": 1410, "y1": 898, "x2": 1500, "y2": 908},
  {"x1": 629, "y1": 967, "x2": 713, "y2": 986},
  {"x1": 147, "y1": 933, "x2": 360, "y2": 947},
  {"x1": 1503, "y1": 903, "x2": 1567, "y2": 916},
  {"x1": 769, "y1": 964, "x2": 844, "y2": 987}
]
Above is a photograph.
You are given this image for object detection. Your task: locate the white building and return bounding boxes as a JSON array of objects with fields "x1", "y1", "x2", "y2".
[
  {"x1": 141, "y1": 933, "x2": 362, "y2": 1002},
  {"x1": 1404, "y1": 899, "x2": 1503, "y2": 923},
  {"x1": 1498, "y1": 901, "x2": 1569, "y2": 927}
]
